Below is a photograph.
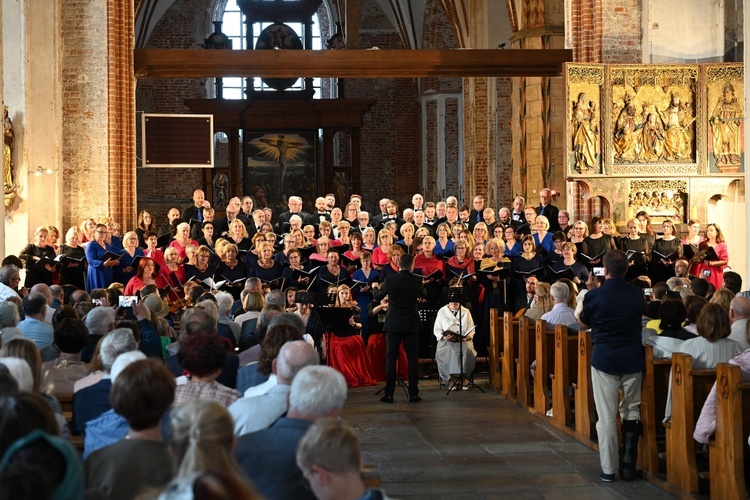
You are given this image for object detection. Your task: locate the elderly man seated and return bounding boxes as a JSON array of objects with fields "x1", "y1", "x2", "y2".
[{"x1": 541, "y1": 282, "x2": 579, "y2": 331}]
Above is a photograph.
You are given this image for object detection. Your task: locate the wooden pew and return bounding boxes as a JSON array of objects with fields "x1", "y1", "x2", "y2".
[
  {"x1": 709, "y1": 362, "x2": 750, "y2": 500},
  {"x1": 500, "y1": 312, "x2": 518, "y2": 400},
  {"x1": 487, "y1": 309, "x2": 504, "y2": 393},
  {"x1": 515, "y1": 316, "x2": 536, "y2": 408},
  {"x1": 664, "y1": 353, "x2": 716, "y2": 495},
  {"x1": 573, "y1": 330, "x2": 596, "y2": 440},
  {"x1": 533, "y1": 319, "x2": 553, "y2": 415},
  {"x1": 549, "y1": 325, "x2": 577, "y2": 427},
  {"x1": 638, "y1": 345, "x2": 672, "y2": 475},
  {"x1": 55, "y1": 392, "x2": 85, "y2": 452}
]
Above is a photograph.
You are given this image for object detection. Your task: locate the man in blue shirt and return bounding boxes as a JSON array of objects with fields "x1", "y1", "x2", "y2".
[{"x1": 579, "y1": 250, "x2": 645, "y2": 483}]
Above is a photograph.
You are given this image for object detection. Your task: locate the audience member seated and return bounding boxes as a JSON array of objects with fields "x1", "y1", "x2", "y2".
[
  {"x1": 230, "y1": 340, "x2": 318, "y2": 436},
  {"x1": 238, "y1": 305, "x2": 284, "y2": 363},
  {"x1": 523, "y1": 281, "x2": 550, "y2": 320},
  {"x1": 80, "y1": 306, "x2": 116, "y2": 365},
  {"x1": 162, "y1": 399, "x2": 258, "y2": 498},
  {"x1": 235, "y1": 365, "x2": 348, "y2": 500},
  {"x1": 541, "y1": 282, "x2": 579, "y2": 331},
  {"x1": 40, "y1": 319, "x2": 91, "y2": 394},
  {"x1": 17, "y1": 293, "x2": 53, "y2": 349},
  {"x1": 296, "y1": 418, "x2": 391, "y2": 500},
  {"x1": 237, "y1": 313, "x2": 305, "y2": 396},
  {"x1": 173, "y1": 334, "x2": 240, "y2": 408},
  {"x1": 84, "y1": 358, "x2": 175, "y2": 499},
  {"x1": 72, "y1": 328, "x2": 138, "y2": 435},
  {"x1": 728, "y1": 295, "x2": 750, "y2": 350},
  {"x1": 0, "y1": 430, "x2": 84, "y2": 499},
  {"x1": 664, "y1": 302, "x2": 743, "y2": 420},
  {"x1": 216, "y1": 291, "x2": 240, "y2": 346},
  {"x1": 0, "y1": 301, "x2": 23, "y2": 346},
  {"x1": 643, "y1": 299, "x2": 694, "y2": 358}
]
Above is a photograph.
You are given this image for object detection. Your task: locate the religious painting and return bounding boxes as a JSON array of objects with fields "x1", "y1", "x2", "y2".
[
  {"x1": 212, "y1": 172, "x2": 229, "y2": 210},
  {"x1": 705, "y1": 64, "x2": 744, "y2": 174},
  {"x1": 243, "y1": 131, "x2": 317, "y2": 216},
  {"x1": 608, "y1": 65, "x2": 701, "y2": 175},
  {"x1": 628, "y1": 179, "x2": 687, "y2": 223},
  {"x1": 565, "y1": 64, "x2": 604, "y2": 176}
]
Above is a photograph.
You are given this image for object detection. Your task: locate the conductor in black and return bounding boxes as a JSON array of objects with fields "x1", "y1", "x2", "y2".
[{"x1": 375, "y1": 253, "x2": 427, "y2": 403}]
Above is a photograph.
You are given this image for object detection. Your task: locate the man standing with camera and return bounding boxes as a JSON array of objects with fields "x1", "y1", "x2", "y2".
[{"x1": 579, "y1": 249, "x2": 645, "y2": 483}]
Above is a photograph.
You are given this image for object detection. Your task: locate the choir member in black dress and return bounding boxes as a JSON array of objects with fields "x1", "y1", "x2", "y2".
[
  {"x1": 544, "y1": 231, "x2": 567, "y2": 268},
  {"x1": 569, "y1": 220, "x2": 588, "y2": 259},
  {"x1": 503, "y1": 225, "x2": 521, "y2": 258},
  {"x1": 184, "y1": 245, "x2": 216, "y2": 283},
  {"x1": 315, "y1": 249, "x2": 350, "y2": 292},
  {"x1": 510, "y1": 235, "x2": 545, "y2": 307},
  {"x1": 281, "y1": 248, "x2": 311, "y2": 290},
  {"x1": 19, "y1": 226, "x2": 58, "y2": 287},
  {"x1": 215, "y1": 243, "x2": 248, "y2": 300},
  {"x1": 445, "y1": 240, "x2": 475, "y2": 280},
  {"x1": 248, "y1": 241, "x2": 284, "y2": 290},
  {"x1": 477, "y1": 238, "x2": 513, "y2": 356},
  {"x1": 619, "y1": 218, "x2": 650, "y2": 281},
  {"x1": 135, "y1": 210, "x2": 156, "y2": 248},
  {"x1": 196, "y1": 221, "x2": 216, "y2": 250},
  {"x1": 650, "y1": 219, "x2": 683, "y2": 284},
  {"x1": 547, "y1": 242, "x2": 589, "y2": 287},
  {"x1": 58, "y1": 227, "x2": 87, "y2": 291},
  {"x1": 635, "y1": 210, "x2": 656, "y2": 250},
  {"x1": 601, "y1": 218, "x2": 621, "y2": 248},
  {"x1": 227, "y1": 219, "x2": 253, "y2": 252},
  {"x1": 580, "y1": 217, "x2": 616, "y2": 269}
]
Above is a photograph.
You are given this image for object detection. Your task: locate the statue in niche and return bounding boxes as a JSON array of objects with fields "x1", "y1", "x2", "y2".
[
  {"x1": 658, "y1": 91, "x2": 693, "y2": 161},
  {"x1": 613, "y1": 96, "x2": 644, "y2": 162},
  {"x1": 709, "y1": 82, "x2": 742, "y2": 169},
  {"x1": 571, "y1": 92, "x2": 599, "y2": 173},
  {"x1": 4, "y1": 106, "x2": 14, "y2": 193},
  {"x1": 212, "y1": 173, "x2": 229, "y2": 210}
]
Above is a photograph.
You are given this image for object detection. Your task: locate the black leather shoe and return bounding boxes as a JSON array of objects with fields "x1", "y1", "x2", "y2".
[
  {"x1": 409, "y1": 395, "x2": 422, "y2": 403},
  {"x1": 380, "y1": 396, "x2": 394, "y2": 403}
]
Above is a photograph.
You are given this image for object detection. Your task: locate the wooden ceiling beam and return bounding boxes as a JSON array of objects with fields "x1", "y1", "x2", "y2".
[{"x1": 134, "y1": 49, "x2": 572, "y2": 79}]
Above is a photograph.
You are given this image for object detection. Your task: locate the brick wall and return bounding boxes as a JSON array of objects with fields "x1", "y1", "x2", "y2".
[
  {"x1": 601, "y1": 0, "x2": 642, "y2": 63},
  {"x1": 61, "y1": 0, "x2": 110, "y2": 230},
  {"x1": 495, "y1": 78, "x2": 513, "y2": 208},
  {"x1": 135, "y1": 0, "x2": 210, "y2": 224}
]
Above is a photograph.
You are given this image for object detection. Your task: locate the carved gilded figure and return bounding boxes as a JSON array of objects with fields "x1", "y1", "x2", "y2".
[
  {"x1": 571, "y1": 92, "x2": 599, "y2": 172},
  {"x1": 709, "y1": 82, "x2": 742, "y2": 168},
  {"x1": 3, "y1": 105, "x2": 14, "y2": 193},
  {"x1": 614, "y1": 98, "x2": 643, "y2": 162},
  {"x1": 640, "y1": 112, "x2": 665, "y2": 162},
  {"x1": 658, "y1": 92, "x2": 693, "y2": 160}
]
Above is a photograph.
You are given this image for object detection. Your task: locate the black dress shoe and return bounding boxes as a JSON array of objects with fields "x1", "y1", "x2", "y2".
[
  {"x1": 409, "y1": 395, "x2": 422, "y2": 403},
  {"x1": 380, "y1": 396, "x2": 394, "y2": 403}
]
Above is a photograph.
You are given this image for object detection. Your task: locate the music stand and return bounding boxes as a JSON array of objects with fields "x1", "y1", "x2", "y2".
[{"x1": 443, "y1": 286, "x2": 484, "y2": 395}]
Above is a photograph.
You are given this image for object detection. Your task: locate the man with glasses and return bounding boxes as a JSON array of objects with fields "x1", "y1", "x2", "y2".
[
  {"x1": 351, "y1": 211, "x2": 371, "y2": 235},
  {"x1": 0, "y1": 265, "x2": 25, "y2": 300},
  {"x1": 558, "y1": 210, "x2": 572, "y2": 235}
]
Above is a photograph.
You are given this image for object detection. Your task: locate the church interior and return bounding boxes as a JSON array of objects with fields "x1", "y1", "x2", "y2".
[
  {"x1": 0, "y1": 0, "x2": 745, "y2": 277},
  {"x1": 1, "y1": 1, "x2": 750, "y2": 497}
]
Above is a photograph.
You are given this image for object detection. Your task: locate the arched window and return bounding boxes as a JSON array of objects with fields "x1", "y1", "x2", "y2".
[{"x1": 221, "y1": 0, "x2": 323, "y2": 98}]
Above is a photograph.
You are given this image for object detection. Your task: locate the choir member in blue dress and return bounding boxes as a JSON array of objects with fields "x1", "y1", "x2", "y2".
[
  {"x1": 532, "y1": 215, "x2": 555, "y2": 255},
  {"x1": 503, "y1": 225, "x2": 522, "y2": 257},
  {"x1": 114, "y1": 231, "x2": 145, "y2": 286},
  {"x1": 85, "y1": 224, "x2": 118, "y2": 292},
  {"x1": 351, "y1": 251, "x2": 379, "y2": 341}
]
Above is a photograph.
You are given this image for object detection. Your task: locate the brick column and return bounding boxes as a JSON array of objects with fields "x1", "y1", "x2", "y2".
[{"x1": 107, "y1": 0, "x2": 136, "y2": 229}]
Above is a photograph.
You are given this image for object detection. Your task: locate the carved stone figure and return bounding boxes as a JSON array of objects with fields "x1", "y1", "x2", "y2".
[{"x1": 658, "y1": 92, "x2": 693, "y2": 161}]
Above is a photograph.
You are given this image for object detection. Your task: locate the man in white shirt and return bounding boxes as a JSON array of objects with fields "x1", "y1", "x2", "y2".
[
  {"x1": 728, "y1": 295, "x2": 750, "y2": 351},
  {"x1": 230, "y1": 340, "x2": 319, "y2": 436},
  {"x1": 541, "y1": 282, "x2": 579, "y2": 331}
]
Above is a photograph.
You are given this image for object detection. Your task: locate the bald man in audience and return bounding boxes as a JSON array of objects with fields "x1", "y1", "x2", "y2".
[
  {"x1": 30, "y1": 283, "x2": 55, "y2": 325},
  {"x1": 728, "y1": 296, "x2": 750, "y2": 351},
  {"x1": 230, "y1": 340, "x2": 319, "y2": 436}
]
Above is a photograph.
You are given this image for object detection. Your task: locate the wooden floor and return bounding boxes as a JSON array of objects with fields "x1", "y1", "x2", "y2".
[{"x1": 342, "y1": 375, "x2": 680, "y2": 500}]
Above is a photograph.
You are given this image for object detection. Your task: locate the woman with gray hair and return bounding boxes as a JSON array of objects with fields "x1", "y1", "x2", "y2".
[{"x1": 0, "y1": 301, "x2": 23, "y2": 346}]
